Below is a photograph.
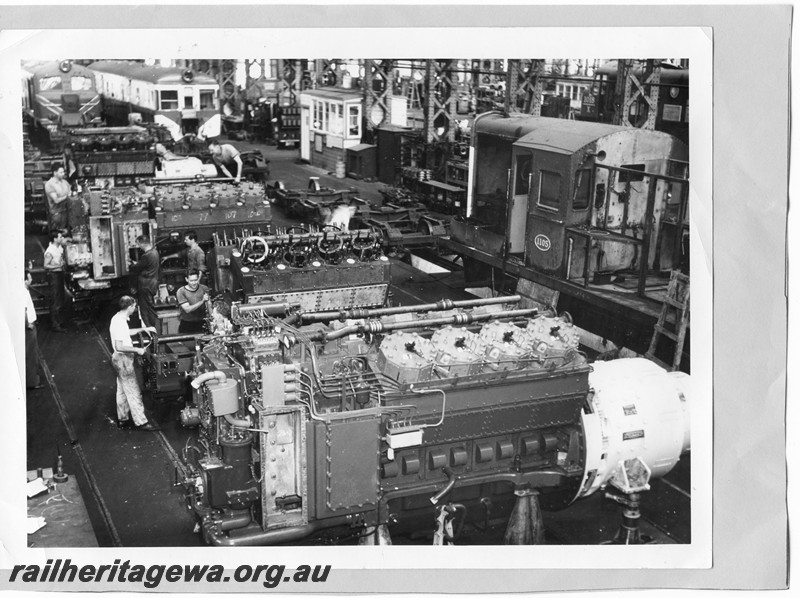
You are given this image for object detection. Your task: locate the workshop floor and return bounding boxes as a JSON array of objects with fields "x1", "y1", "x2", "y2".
[{"x1": 24, "y1": 141, "x2": 690, "y2": 547}]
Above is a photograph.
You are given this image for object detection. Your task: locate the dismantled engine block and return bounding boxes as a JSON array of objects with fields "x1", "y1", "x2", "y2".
[
  {"x1": 150, "y1": 181, "x2": 271, "y2": 242},
  {"x1": 176, "y1": 296, "x2": 691, "y2": 546},
  {"x1": 214, "y1": 226, "x2": 391, "y2": 310}
]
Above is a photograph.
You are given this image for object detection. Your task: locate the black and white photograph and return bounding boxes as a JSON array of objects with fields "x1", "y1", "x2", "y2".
[{"x1": 0, "y1": 2, "x2": 790, "y2": 595}]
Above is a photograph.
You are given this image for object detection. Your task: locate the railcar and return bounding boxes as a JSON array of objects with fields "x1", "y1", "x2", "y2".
[
  {"x1": 87, "y1": 60, "x2": 221, "y2": 141},
  {"x1": 22, "y1": 60, "x2": 103, "y2": 149}
]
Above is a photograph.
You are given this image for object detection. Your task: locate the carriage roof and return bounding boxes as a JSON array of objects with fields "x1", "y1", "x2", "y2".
[{"x1": 88, "y1": 61, "x2": 218, "y2": 86}]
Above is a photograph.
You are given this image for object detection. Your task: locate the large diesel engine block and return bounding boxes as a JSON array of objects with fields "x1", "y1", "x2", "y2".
[{"x1": 177, "y1": 297, "x2": 691, "y2": 546}]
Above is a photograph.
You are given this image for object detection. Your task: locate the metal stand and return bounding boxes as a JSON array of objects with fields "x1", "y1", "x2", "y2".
[
  {"x1": 358, "y1": 524, "x2": 393, "y2": 546},
  {"x1": 602, "y1": 457, "x2": 654, "y2": 544},
  {"x1": 503, "y1": 488, "x2": 544, "y2": 545},
  {"x1": 604, "y1": 491, "x2": 651, "y2": 544}
]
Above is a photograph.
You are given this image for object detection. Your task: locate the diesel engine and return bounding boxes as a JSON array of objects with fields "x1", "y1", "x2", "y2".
[{"x1": 177, "y1": 296, "x2": 691, "y2": 546}]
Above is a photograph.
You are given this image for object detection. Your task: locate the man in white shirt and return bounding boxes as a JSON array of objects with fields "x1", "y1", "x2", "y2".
[
  {"x1": 43, "y1": 230, "x2": 67, "y2": 332},
  {"x1": 109, "y1": 295, "x2": 159, "y2": 431},
  {"x1": 24, "y1": 271, "x2": 44, "y2": 390}
]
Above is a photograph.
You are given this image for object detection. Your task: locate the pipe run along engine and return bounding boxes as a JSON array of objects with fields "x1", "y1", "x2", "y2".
[{"x1": 177, "y1": 297, "x2": 691, "y2": 546}]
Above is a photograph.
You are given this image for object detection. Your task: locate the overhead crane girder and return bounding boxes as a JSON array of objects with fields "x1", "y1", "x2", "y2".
[
  {"x1": 364, "y1": 59, "x2": 395, "y2": 131},
  {"x1": 422, "y1": 59, "x2": 458, "y2": 143},
  {"x1": 273, "y1": 59, "x2": 313, "y2": 106},
  {"x1": 613, "y1": 59, "x2": 662, "y2": 130},
  {"x1": 505, "y1": 59, "x2": 545, "y2": 116}
]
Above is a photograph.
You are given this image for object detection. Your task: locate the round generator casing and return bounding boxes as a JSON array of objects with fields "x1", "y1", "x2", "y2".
[{"x1": 575, "y1": 358, "x2": 691, "y2": 501}]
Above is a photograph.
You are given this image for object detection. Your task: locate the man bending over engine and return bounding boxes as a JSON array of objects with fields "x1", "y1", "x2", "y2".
[{"x1": 208, "y1": 139, "x2": 243, "y2": 183}]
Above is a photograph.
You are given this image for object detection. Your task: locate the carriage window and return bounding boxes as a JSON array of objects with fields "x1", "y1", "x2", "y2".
[
  {"x1": 159, "y1": 90, "x2": 179, "y2": 110},
  {"x1": 159, "y1": 90, "x2": 178, "y2": 110},
  {"x1": 514, "y1": 154, "x2": 532, "y2": 195},
  {"x1": 69, "y1": 76, "x2": 92, "y2": 91},
  {"x1": 39, "y1": 76, "x2": 62, "y2": 91},
  {"x1": 183, "y1": 86, "x2": 194, "y2": 109},
  {"x1": 538, "y1": 171, "x2": 561, "y2": 210},
  {"x1": 199, "y1": 90, "x2": 215, "y2": 109},
  {"x1": 573, "y1": 169, "x2": 591, "y2": 210}
]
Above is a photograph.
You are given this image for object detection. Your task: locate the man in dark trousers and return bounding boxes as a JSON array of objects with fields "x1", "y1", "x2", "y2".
[
  {"x1": 43, "y1": 230, "x2": 67, "y2": 332},
  {"x1": 128, "y1": 235, "x2": 160, "y2": 329},
  {"x1": 24, "y1": 270, "x2": 44, "y2": 389}
]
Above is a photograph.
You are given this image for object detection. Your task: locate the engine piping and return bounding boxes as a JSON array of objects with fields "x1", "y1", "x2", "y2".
[
  {"x1": 318, "y1": 308, "x2": 540, "y2": 341},
  {"x1": 191, "y1": 370, "x2": 227, "y2": 389},
  {"x1": 223, "y1": 414, "x2": 252, "y2": 428},
  {"x1": 300, "y1": 295, "x2": 524, "y2": 323},
  {"x1": 203, "y1": 521, "x2": 326, "y2": 547}
]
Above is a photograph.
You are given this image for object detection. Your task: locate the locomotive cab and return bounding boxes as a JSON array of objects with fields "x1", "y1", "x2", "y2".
[{"x1": 468, "y1": 115, "x2": 688, "y2": 286}]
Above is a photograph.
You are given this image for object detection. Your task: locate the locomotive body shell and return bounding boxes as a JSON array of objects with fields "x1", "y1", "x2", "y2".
[
  {"x1": 468, "y1": 114, "x2": 688, "y2": 283},
  {"x1": 22, "y1": 60, "x2": 102, "y2": 148}
]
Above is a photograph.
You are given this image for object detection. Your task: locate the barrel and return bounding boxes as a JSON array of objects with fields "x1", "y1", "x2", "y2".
[{"x1": 335, "y1": 160, "x2": 346, "y2": 179}]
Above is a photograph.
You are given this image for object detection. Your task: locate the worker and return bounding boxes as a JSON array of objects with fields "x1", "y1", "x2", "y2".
[
  {"x1": 176, "y1": 269, "x2": 210, "y2": 334},
  {"x1": 209, "y1": 298, "x2": 233, "y2": 335},
  {"x1": 109, "y1": 295, "x2": 159, "y2": 431},
  {"x1": 44, "y1": 163, "x2": 71, "y2": 232},
  {"x1": 162, "y1": 231, "x2": 206, "y2": 279},
  {"x1": 128, "y1": 235, "x2": 160, "y2": 330},
  {"x1": 43, "y1": 230, "x2": 67, "y2": 333},
  {"x1": 208, "y1": 139, "x2": 243, "y2": 183},
  {"x1": 24, "y1": 270, "x2": 44, "y2": 390}
]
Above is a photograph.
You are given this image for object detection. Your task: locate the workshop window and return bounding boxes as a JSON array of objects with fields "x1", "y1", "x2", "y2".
[
  {"x1": 39, "y1": 76, "x2": 62, "y2": 91},
  {"x1": 313, "y1": 100, "x2": 323, "y2": 131},
  {"x1": 348, "y1": 105, "x2": 361, "y2": 138},
  {"x1": 573, "y1": 169, "x2": 591, "y2": 210},
  {"x1": 159, "y1": 90, "x2": 179, "y2": 110},
  {"x1": 537, "y1": 170, "x2": 561, "y2": 210},
  {"x1": 330, "y1": 103, "x2": 343, "y2": 136},
  {"x1": 199, "y1": 90, "x2": 216, "y2": 110}
]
